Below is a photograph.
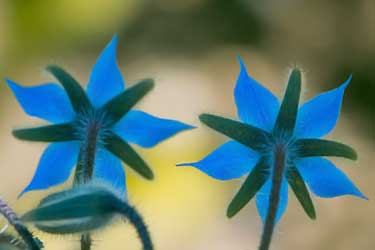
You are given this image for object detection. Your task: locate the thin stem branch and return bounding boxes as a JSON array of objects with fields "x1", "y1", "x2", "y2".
[
  {"x1": 0, "y1": 198, "x2": 41, "y2": 250},
  {"x1": 258, "y1": 145, "x2": 286, "y2": 250},
  {"x1": 117, "y1": 202, "x2": 153, "y2": 250}
]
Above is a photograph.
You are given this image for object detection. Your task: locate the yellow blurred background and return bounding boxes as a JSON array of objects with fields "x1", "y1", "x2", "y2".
[{"x1": 0, "y1": 1, "x2": 374, "y2": 249}]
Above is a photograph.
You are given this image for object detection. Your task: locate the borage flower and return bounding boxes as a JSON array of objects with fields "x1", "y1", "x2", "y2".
[
  {"x1": 7, "y1": 35, "x2": 194, "y2": 195},
  {"x1": 178, "y1": 57, "x2": 366, "y2": 225}
]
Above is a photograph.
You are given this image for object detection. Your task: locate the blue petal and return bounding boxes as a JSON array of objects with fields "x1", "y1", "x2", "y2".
[
  {"x1": 94, "y1": 148, "x2": 126, "y2": 195},
  {"x1": 256, "y1": 178, "x2": 288, "y2": 224},
  {"x1": 86, "y1": 35, "x2": 125, "y2": 107},
  {"x1": 21, "y1": 142, "x2": 80, "y2": 196},
  {"x1": 177, "y1": 140, "x2": 260, "y2": 180},
  {"x1": 295, "y1": 75, "x2": 351, "y2": 138},
  {"x1": 234, "y1": 57, "x2": 280, "y2": 131},
  {"x1": 296, "y1": 157, "x2": 366, "y2": 199},
  {"x1": 114, "y1": 110, "x2": 195, "y2": 148},
  {"x1": 6, "y1": 80, "x2": 75, "y2": 123}
]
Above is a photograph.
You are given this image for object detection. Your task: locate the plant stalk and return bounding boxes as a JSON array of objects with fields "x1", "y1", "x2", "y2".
[
  {"x1": 117, "y1": 202, "x2": 153, "y2": 250},
  {"x1": 73, "y1": 123, "x2": 100, "y2": 250},
  {"x1": 258, "y1": 145, "x2": 286, "y2": 250},
  {"x1": 0, "y1": 198, "x2": 41, "y2": 250}
]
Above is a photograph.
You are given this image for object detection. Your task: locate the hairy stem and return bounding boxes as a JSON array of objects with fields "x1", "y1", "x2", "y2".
[
  {"x1": 73, "y1": 123, "x2": 100, "y2": 250},
  {"x1": 80, "y1": 234, "x2": 92, "y2": 250},
  {"x1": 258, "y1": 145, "x2": 286, "y2": 250},
  {"x1": 117, "y1": 202, "x2": 153, "y2": 250},
  {"x1": 74, "y1": 124, "x2": 99, "y2": 184},
  {"x1": 0, "y1": 198, "x2": 42, "y2": 250}
]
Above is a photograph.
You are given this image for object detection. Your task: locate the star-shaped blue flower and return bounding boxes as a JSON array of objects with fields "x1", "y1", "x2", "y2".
[
  {"x1": 7, "y1": 35, "x2": 194, "y2": 196},
  {"x1": 178, "y1": 57, "x2": 366, "y2": 223}
]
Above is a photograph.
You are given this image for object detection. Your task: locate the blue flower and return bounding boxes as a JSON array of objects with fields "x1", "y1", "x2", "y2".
[
  {"x1": 178, "y1": 57, "x2": 366, "y2": 223},
  {"x1": 7, "y1": 35, "x2": 194, "y2": 196}
]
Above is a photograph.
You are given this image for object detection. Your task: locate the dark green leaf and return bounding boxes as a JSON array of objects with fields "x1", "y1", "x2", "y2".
[
  {"x1": 199, "y1": 114, "x2": 270, "y2": 152},
  {"x1": 273, "y1": 68, "x2": 301, "y2": 136},
  {"x1": 12, "y1": 123, "x2": 76, "y2": 142},
  {"x1": 100, "y1": 79, "x2": 154, "y2": 125},
  {"x1": 296, "y1": 138, "x2": 357, "y2": 160},
  {"x1": 227, "y1": 158, "x2": 269, "y2": 218},
  {"x1": 286, "y1": 166, "x2": 316, "y2": 219},
  {"x1": 104, "y1": 133, "x2": 154, "y2": 180},
  {"x1": 46, "y1": 65, "x2": 91, "y2": 112}
]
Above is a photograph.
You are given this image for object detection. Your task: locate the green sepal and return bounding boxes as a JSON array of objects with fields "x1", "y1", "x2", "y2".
[
  {"x1": 104, "y1": 133, "x2": 154, "y2": 180},
  {"x1": 199, "y1": 114, "x2": 270, "y2": 152},
  {"x1": 22, "y1": 184, "x2": 121, "y2": 234},
  {"x1": 273, "y1": 68, "x2": 301, "y2": 136},
  {"x1": 12, "y1": 123, "x2": 76, "y2": 142},
  {"x1": 227, "y1": 158, "x2": 269, "y2": 218},
  {"x1": 22, "y1": 187, "x2": 118, "y2": 222},
  {"x1": 100, "y1": 79, "x2": 154, "y2": 125},
  {"x1": 46, "y1": 65, "x2": 92, "y2": 112},
  {"x1": 286, "y1": 166, "x2": 316, "y2": 219},
  {"x1": 296, "y1": 138, "x2": 357, "y2": 160}
]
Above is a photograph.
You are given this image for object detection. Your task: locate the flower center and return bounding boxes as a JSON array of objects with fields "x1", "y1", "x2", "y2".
[{"x1": 74, "y1": 109, "x2": 112, "y2": 146}]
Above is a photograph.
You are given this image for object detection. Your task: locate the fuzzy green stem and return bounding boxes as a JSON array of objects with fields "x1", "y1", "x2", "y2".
[
  {"x1": 0, "y1": 198, "x2": 42, "y2": 250},
  {"x1": 117, "y1": 202, "x2": 153, "y2": 250},
  {"x1": 73, "y1": 123, "x2": 100, "y2": 250},
  {"x1": 74, "y1": 124, "x2": 99, "y2": 184},
  {"x1": 80, "y1": 234, "x2": 92, "y2": 250},
  {"x1": 258, "y1": 145, "x2": 286, "y2": 250}
]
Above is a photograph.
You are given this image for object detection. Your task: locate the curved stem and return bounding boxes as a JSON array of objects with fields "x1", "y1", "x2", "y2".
[
  {"x1": 117, "y1": 202, "x2": 153, "y2": 250},
  {"x1": 258, "y1": 145, "x2": 286, "y2": 250},
  {"x1": 0, "y1": 198, "x2": 42, "y2": 250},
  {"x1": 73, "y1": 123, "x2": 100, "y2": 250}
]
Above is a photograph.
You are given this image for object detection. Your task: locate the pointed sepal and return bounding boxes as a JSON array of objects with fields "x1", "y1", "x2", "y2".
[
  {"x1": 104, "y1": 133, "x2": 154, "y2": 180},
  {"x1": 22, "y1": 183, "x2": 122, "y2": 234},
  {"x1": 199, "y1": 114, "x2": 270, "y2": 152},
  {"x1": 12, "y1": 123, "x2": 76, "y2": 142},
  {"x1": 46, "y1": 65, "x2": 91, "y2": 112},
  {"x1": 296, "y1": 138, "x2": 357, "y2": 160},
  {"x1": 227, "y1": 158, "x2": 269, "y2": 218},
  {"x1": 286, "y1": 166, "x2": 316, "y2": 219},
  {"x1": 273, "y1": 68, "x2": 302, "y2": 137},
  {"x1": 100, "y1": 79, "x2": 154, "y2": 125}
]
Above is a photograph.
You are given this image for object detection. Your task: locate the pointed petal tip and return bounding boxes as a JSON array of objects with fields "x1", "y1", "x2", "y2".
[
  {"x1": 341, "y1": 74, "x2": 352, "y2": 89},
  {"x1": 104, "y1": 34, "x2": 119, "y2": 52},
  {"x1": 111, "y1": 34, "x2": 118, "y2": 44},
  {"x1": 176, "y1": 162, "x2": 194, "y2": 167},
  {"x1": 5, "y1": 79, "x2": 24, "y2": 93},
  {"x1": 17, "y1": 189, "x2": 27, "y2": 199},
  {"x1": 236, "y1": 56, "x2": 247, "y2": 73},
  {"x1": 5, "y1": 78, "x2": 15, "y2": 87},
  {"x1": 106, "y1": 34, "x2": 119, "y2": 53},
  {"x1": 356, "y1": 191, "x2": 368, "y2": 200}
]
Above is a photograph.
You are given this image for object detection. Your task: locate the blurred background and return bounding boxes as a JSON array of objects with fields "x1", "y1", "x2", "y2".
[{"x1": 0, "y1": 0, "x2": 374, "y2": 249}]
